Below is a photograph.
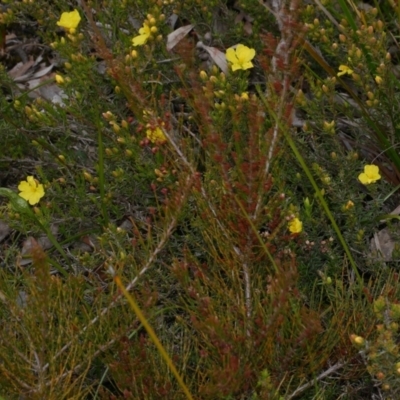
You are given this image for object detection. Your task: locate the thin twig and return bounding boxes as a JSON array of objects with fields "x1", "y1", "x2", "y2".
[
  {"x1": 162, "y1": 125, "x2": 253, "y2": 330},
  {"x1": 286, "y1": 361, "x2": 345, "y2": 399},
  {"x1": 42, "y1": 173, "x2": 193, "y2": 373}
]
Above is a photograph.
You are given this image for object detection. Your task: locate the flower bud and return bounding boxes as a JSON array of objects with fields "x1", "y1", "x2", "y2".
[
  {"x1": 376, "y1": 372, "x2": 385, "y2": 380},
  {"x1": 240, "y1": 92, "x2": 249, "y2": 101},
  {"x1": 344, "y1": 200, "x2": 354, "y2": 210},
  {"x1": 55, "y1": 74, "x2": 65, "y2": 84},
  {"x1": 111, "y1": 122, "x2": 121, "y2": 134},
  {"x1": 200, "y1": 70, "x2": 208, "y2": 80},
  {"x1": 102, "y1": 111, "x2": 114, "y2": 121}
]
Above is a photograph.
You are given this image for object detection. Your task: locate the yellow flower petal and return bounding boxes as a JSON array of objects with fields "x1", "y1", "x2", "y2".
[
  {"x1": 132, "y1": 34, "x2": 148, "y2": 46},
  {"x1": 364, "y1": 164, "x2": 380, "y2": 178},
  {"x1": 358, "y1": 173, "x2": 369, "y2": 184},
  {"x1": 18, "y1": 181, "x2": 30, "y2": 193},
  {"x1": 231, "y1": 63, "x2": 242, "y2": 72},
  {"x1": 132, "y1": 23, "x2": 151, "y2": 47},
  {"x1": 139, "y1": 25, "x2": 151, "y2": 36},
  {"x1": 240, "y1": 61, "x2": 254, "y2": 70},
  {"x1": 236, "y1": 44, "x2": 255, "y2": 63},
  {"x1": 337, "y1": 65, "x2": 353, "y2": 77},
  {"x1": 56, "y1": 9, "x2": 81, "y2": 30},
  {"x1": 225, "y1": 48, "x2": 237, "y2": 64}
]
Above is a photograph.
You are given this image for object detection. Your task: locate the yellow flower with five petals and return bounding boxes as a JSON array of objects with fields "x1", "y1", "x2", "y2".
[
  {"x1": 226, "y1": 44, "x2": 256, "y2": 71},
  {"x1": 56, "y1": 9, "x2": 81, "y2": 33},
  {"x1": 358, "y1": 165, "x2": 381, "y2": 185},
  {"x1": 18, "y1": 176, "x2": 45, "y2": 205}
]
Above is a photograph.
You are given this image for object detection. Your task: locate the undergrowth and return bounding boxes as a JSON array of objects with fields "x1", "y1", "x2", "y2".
[{"x1": 1, "y1": 0, "x2": 400, "y2": 399}]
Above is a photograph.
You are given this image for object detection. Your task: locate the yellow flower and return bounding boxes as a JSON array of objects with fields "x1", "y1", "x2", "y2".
[
  {"x1": 56, "y1": 9, "x2": 81, "y2": 32},
  {"x1": 358, "y1": 164, "x2": 381, "y2": 185},
  {"x1": 337, "y1": 65, "x2": 353, "y2": 77},
  {"x1": 375, "y1": 75, "x2": 383, "y2": 85},
  {"x1": 226, "y1": 44, "x2": 256, "y2": 71},
  {"x1": 18, "y1": 176, "x2": 45, "y2": 205},
  {"x1": 288, "y1": 217, "x2": 302, "y2": 234},
  {"x1": 146, "y1": 127, "x2": 166, "y2": 143},
  {"x1": 132, "y1": 23, "x2": 151, "y2": 47}
]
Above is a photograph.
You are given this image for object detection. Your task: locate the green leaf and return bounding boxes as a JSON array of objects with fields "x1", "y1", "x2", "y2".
[{"x1": 0, "y1": 188, "x2": 33, "y2": 215}]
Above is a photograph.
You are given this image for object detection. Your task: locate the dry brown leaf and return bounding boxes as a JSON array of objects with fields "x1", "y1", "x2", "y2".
[
  {"x1": 196, "y1": 41, "x2": 228, "y2": 74},
  {"x1": 18, "y1": 236, "x2": 42, "y2": 266},
  {"x1": 7, "y1": 53, "x2": 66, "y2": 104},
  {"x1": 16, "y1": 78, "x2": 67, "y2": 104},
  {"x1": 233, "y1": 1, "x2": 254, "y2": 35},
  {"x1": 166, "y1": 13, "x2": 179, "y2": 29},
  {"x1": 8, "y1": 55, "x2": 55, "y2": 82},
  {"x1": 7, "y1": 58, "x2": 36, "y2": 80},
  {"x1": 243, "y1": 20, "x2": 253, "y2": 35},
  {"x1": 76, "y1": 235, "x2": 99, "y2": 252},
  {"x1": 167, "y1": 24, "x2": 194, "y2": 52},
  {"x1": 18, "y1": 225, "x2": 59, "y2": 266},
  {"x1": 366, "y1": 203, "x2": 400, "y2": 263},
  {"x1": 369, "y1": 228, "x2": 396, "y2": 262}
]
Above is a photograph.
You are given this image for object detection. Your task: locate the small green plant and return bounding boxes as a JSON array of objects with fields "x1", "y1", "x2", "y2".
[
  {"x1": 1, "y1": 0, "x2": 400, "y2": 398},
  {"x1": 351, "y1": 291, "x2": 400, "y2": 398}
]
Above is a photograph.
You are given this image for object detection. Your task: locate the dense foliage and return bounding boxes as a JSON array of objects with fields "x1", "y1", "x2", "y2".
[{"x1": 1, "y1": 0, "x2": 400, "y2": 399}]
